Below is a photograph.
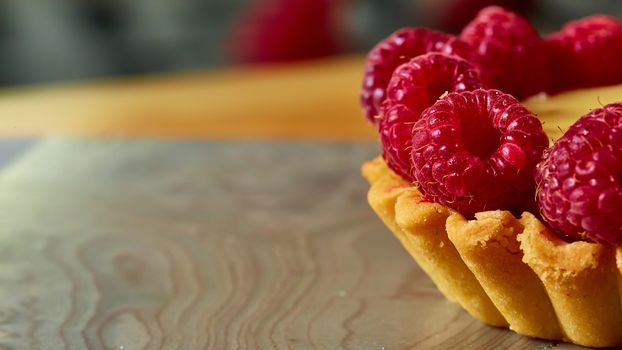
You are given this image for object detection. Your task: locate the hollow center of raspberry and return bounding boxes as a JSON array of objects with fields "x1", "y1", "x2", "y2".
[
  {"x1": 427, "y1": 82, "x2": 450, "y2": 106},
  {"x1": 461, "y1": 111, "x2": 500, "y2": 159}
]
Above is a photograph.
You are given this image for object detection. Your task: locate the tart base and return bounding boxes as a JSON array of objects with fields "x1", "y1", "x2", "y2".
[
  {"x1": 447, "y1": 211, "x2": 562, "y2": 340},
  {"x1": 519, "y1": 213, "x2": 622, "y2": 347},
  {"x1": 363, "y1": 157, "x2": 622, "y2": 347},
  {"x1": 363, "y1": 157, "x2": 507, "y2": 327}
]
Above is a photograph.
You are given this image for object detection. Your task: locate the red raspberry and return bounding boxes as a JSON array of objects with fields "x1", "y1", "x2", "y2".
[
  {"x1": 380, "y1": 53, "x2": 482, "y2": 181},
  {"x1": 460, "y1": 6, "x2": 549, "y2": 100},
  {"x1": 411, "y1": 89, "x2": 548, "y2": 217},
  {"x1": 379, "y1": 104, "x2": 418, "y2": 181},
  {"x1": 535, "y1": 103, "x2": 622, "y2": 244},
  {"x1": 228, "y1": 0, "x2": 340, "y2": 63},
  {"x1": 361, "y1": 28, "x2": 478, "y2": 124},
  {"x1": 545, "y1": 15, "x2": 622, "y2": 93}
]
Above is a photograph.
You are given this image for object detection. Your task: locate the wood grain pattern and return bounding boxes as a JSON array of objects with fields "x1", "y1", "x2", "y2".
[{"x1": 0, "y1": 140, "x2": 583, "y2": 349}]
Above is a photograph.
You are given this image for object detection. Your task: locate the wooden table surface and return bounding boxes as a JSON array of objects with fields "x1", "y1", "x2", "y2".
[
  {"x1": 0, "y1": 56, "x2": 619, "y2": 349},
  {"x1": 0, "y1": 140, "x2": 582, "y2": 349}
]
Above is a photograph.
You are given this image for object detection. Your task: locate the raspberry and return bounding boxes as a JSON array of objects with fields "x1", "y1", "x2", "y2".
[
  {"x1": 545, "y1": 15, "x2": 622, "y2": 93},
  {"x1": 228, "y1": 0, "x2": 340, "y2": 63},
  {"x1": 361, "y1": 28, "x2": 477, "y2": 124},
  {"x1": 379, "y1": 104, "x2": 418, "y2": 181},
  {"x1": 460, "y1": 6, "x2": 549, "y2": 100},
  {"x1": 380, "y1": 53, "x2": 482, "y2": 181},
  {"x1": 535, "y1": 103, "x2": 622, "y2": 243},
  {"x1": 411, "y1": 89, "x2": 548, "y2": 217}
]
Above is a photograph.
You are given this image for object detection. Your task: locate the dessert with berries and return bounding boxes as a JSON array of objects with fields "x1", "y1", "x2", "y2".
[{"x1": 361, "y1": 6, "x2": 622, "y2": 347}]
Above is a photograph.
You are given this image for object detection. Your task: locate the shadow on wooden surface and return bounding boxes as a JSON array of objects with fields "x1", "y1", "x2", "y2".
[
  {"x1": 0, "y1": 139, "x2": 580, "y2": 349},
  {"x1": 0, "y1": 139, "x2": 37, "y2": 170}
]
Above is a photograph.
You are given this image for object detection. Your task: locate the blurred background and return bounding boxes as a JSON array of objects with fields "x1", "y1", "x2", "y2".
[{"x1": 1, "y1": 0, "x2": 621, "y2": 86}]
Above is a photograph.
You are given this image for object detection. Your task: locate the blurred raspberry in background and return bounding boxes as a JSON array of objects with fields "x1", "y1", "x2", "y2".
[
  {"x1": 227, "y1": 0, "x2": 532, "y2": 64},
  {"x1": 227, "y1": 0, "x2": 344, "y2": 63}
]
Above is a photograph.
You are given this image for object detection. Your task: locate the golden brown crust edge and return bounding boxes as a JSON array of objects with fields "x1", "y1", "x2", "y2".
[
  {"x1": 363, "y1": 157, "x2": 507, "y2": 326},
  {"x1": 364, "y1": 157, "x2": 622, "y2": 347},
  {"x1": 446, "y1": 211, "x2": 562, "y2": 340},
  {"x1": 519, "y1": 213, "x2": 622, "y2": 347}
]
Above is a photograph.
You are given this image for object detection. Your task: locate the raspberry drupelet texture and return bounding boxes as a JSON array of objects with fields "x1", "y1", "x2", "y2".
[
  {"x1": 379, "y1": 53, "x2": 482, "y2": 181},
  {"x1": 411, "y1": 89, "x2": 548, "y2": 217},
  {"x1": 380, "y1": 104, "x2": 419, "y2": 181},
  {"x1": 460, "y1": 6, "x2": 549, "y2": 100},
  {"x1": 546, "y1": 15, "x2": 622, "y2": 93},
  {"x1": 535, "y1": 103, "x2": 622, "y2": 244},
  {"x1": 360, "y1": 28, "x2": 477, "y2": 124}
]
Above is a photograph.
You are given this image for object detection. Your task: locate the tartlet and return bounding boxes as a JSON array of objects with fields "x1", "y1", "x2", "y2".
[{"x1": 363, "y1": 85, "x2": 622, "y2": 347}]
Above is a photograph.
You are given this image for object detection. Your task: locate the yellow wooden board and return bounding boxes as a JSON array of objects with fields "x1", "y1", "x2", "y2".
[
  {"x1": 0, "y1": 54, "x2": 619, "y2": 140},
  {"x1": 0, "y1": 56, "x2": 375, "y2": 140}
]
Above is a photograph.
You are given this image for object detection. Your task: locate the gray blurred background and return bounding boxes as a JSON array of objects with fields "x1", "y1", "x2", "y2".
[{"x1": 0, "y1": 0, "x2": 620, "y2": 86}]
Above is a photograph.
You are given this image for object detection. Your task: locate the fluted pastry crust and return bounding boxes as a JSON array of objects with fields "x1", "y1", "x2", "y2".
[
  {"x1": 364, "y1": 157, "x2": 622, "y2": 347},
  {"x1": 363, "y1": 157, "x2": 507, "y2": 326}
]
